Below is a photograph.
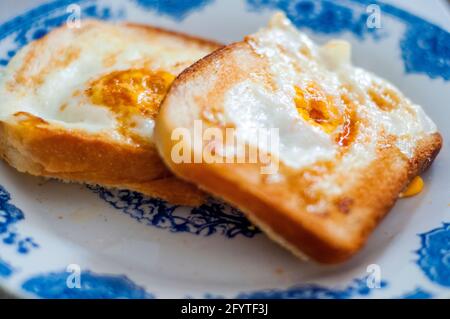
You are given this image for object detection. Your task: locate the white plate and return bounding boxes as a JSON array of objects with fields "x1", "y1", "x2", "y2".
[{"x1": 0, "y1": 0, "x2": 449, "y2": 299}]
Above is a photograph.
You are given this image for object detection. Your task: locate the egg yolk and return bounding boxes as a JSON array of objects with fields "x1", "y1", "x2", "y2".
[
  {"x1": 336, "y1": 94, "x2": 358, "y2": 147},
  {"x1": 400, "y1": 176, "x2": 424, "y2": 198},
  {"x1": 368, "y1": 83, "x2": 400, "y2": 111},
  {"x1": 294, "y1": 83, "x2": 341, "y2": 134},
  {"x1": 87, "y1": 68, "x2": 175, "y2": 137}
]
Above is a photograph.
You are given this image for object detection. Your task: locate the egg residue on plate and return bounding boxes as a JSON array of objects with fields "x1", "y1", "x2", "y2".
[
  {"x1": 400, "y1": 176, "x2": 425, "y2": 198},
  {"x1": 222, "y1": 13, "x2": 437, "y2": 196},
  {"x1": 0, "y1": 20, "x2": 213, "y2": 144}
]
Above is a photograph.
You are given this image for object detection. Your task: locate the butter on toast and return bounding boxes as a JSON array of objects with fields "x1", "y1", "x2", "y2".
[
  {"x1": 0, "y1": 20, "x2": 221, "y2": 205},
  {"x1": 154, "y1": 13, "x2": 442, "y2": 263}
]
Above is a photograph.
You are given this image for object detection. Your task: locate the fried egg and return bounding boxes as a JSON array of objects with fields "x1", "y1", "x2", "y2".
[
  {"x1": 153, "y1": 12, "x2": 441, "y2": 262},
  {"x1": 0, "y1": 20, "x2": 217, "y2": 144},
  {"x1": 222, "y1": 13, "x2": 437, "y2": 175}
]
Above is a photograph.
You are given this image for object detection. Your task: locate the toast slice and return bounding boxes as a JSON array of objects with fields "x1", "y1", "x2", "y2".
[
  {"x1": 0, "y1": 20, "x2": 222, "y2": 205},
  {"x1": 154, "y1": 13, "x2": 442, "y2": 263}
]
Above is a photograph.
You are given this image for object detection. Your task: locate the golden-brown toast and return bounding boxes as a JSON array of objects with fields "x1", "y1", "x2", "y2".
[
  {"x1": 0, "y1": 20, "x2": 222, "y2": 205},
  {"x1": 154, "y1": 13, "x2": 442, "y2": 263}
]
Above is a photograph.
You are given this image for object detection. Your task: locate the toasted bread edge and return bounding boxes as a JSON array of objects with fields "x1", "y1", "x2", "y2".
[
  {"x1": 155, "y1": 42, "x2": 443, "y2": 263},
  {"x1": 0, "y1": 23, "x2": 223, "y2": 206}
]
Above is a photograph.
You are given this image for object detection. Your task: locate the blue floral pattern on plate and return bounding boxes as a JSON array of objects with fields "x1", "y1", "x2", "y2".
[
  {"x1": 22, "y1": 270, "x2": 153, "y2": 299},
  {"x1": 398, "y1": 287, "x2": 433, "y2": 299},
  {"x1": 132, "y1": 0, "x2": 214, "y2": 19},
  {"x1": 22, "y1": 270, "x2": 386, "y2": 299},
  {"x1": 247, "y1": 0, "x2": 450, "y2": 81},
  {"x1": 0, "y1": 257, "x2": 14, "y2": 278},
  {"x1": 89, "y1": 186, "x2": 260, "y2": 238},
  {"x1": 354, "y1": 0, "x2": 450, "y2": 80},
  {"x1": 235, "y1": 277, "x2": 387, "y2": 299},
  {"x1": 247, "y1": 0, "x2": 382, "y2": 39},
  {"x1": 1, "y1": 0, "x2": 448, "y2": 80},
  {"x1": 0, "y1": 185, "x2": 38, "y2": 254},
  {"x1": 0, "y1": 0, "x2": 115, "y2": 66},
  {"x1": 417, "y1": 223, "x2": 450, "y2": 288}
]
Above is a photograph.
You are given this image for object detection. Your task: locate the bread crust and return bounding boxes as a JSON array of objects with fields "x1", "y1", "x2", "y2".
[
  {"x1": 0, "y1": 117, "x2": 207, "y2": 205},
  {"x1": 0, "y1": 22, "x2": 222, "y2": 206},
  {"x1": 155, "y1": 42, "x2": 443, "y2": 263}
]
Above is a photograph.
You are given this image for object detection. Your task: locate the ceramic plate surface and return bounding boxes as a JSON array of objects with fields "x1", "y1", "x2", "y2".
[{"x1": 0, "y1": 0, "x2": 449, "y2": 299}]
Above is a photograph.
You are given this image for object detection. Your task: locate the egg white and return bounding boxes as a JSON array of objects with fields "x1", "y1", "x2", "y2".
[
  {"x1": 223, "y1": 13, "x2": 437, "y2": 173},
  {"x1": 0, "y1": 21, "x2": 212, "y2": 143}
]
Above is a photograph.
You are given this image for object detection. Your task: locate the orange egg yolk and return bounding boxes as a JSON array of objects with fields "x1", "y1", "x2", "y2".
[
  {"x1": 400, "y1": 176, "x2": 424, "y2": 198},
  {"x1": 294, "y1": 83, "x2": 341, "y2": 134},
  {"x1": 87, "y1": 68, "x2": 175, "y2": 135},
  {"x1": 336, "y1": 94, "x2": 358, "y2": 147},
  {"x1": 368, "y1": 83, "x2": 400, "y2": 111},
  {"x1": 294, "y1": 83, "x2": 359, "y2": 149}
]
